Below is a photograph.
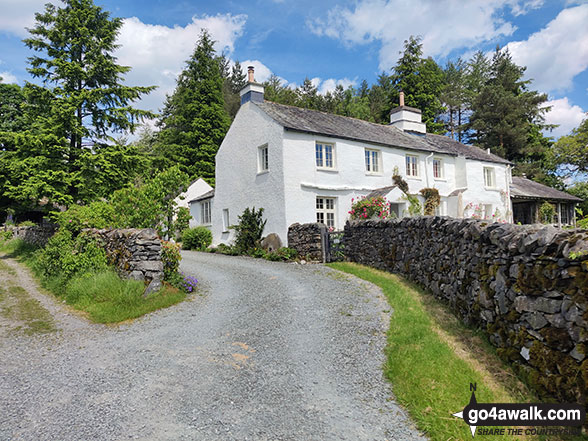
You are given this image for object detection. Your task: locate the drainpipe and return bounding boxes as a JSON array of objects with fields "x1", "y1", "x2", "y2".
[
  {"x1": 425, "y1": 152, "x2": 434, "y2": 187},
  {"x1": 506, "y1": 165, "x2": 513, "y2": 223}
]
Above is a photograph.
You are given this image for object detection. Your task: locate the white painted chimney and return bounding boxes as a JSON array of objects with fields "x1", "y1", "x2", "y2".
[
  {"x1": 389, "y1": 91, "x2": 426, "y2": 134},
  {"x1": 240, "y1": 66, "x2": 264, "y2": 105}
]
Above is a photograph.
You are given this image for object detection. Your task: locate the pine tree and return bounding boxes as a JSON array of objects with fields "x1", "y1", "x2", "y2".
[
  {"x1": 297, "y1": 78, "x2": 320, "y2": 109},
  {"x1": 468, "y1": 47, "x2": 549, "y2": 161},
  {"x1": 21, "y1": 0, "x2": 155, "y2": 203},
  {"x1": 391, "y1": 36, "x2": 445, "y2": 133},
  {"x1": 0, "y1": 81, "x2": 27, "y2": 132},
  {"x1": 440, "y1": 59, "x2": 468, "y2": 141},
  {"x1": 156, "y1": 30, "x2": 231, "y2": 184}
]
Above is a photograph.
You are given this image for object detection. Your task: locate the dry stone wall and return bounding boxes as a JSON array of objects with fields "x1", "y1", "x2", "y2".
[
  {"x1": 288, "y1": 223, "x2": 326, "y2": 262},
  {"x1": 344, "y1": 217, "x2": 588, "y2": 404},
  {"x1": 85, "y1": 228, "x2": 164, "y2": 283},
  {"x1": 5, "y1": 225, "x2": 56, "y2": 246}
]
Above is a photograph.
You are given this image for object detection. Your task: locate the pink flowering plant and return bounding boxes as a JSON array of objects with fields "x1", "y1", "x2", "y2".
[
  {"x1": 464, "y1": 202, "x2": 484, "y2": 219},
  {"x1": 349, "y1": 196, "x2": 391, "y2": 220}
]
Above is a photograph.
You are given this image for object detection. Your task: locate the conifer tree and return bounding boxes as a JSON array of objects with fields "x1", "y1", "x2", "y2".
[
  {"x1": 0, "y1": 81, "x2": 27, "y2": 132},
  {"x1": 2, "y1": 0, "x2": 155, "y2": 209},
  {"x1": 468, "y1": 47, "x2": 549, "y2": 161},
  {"x1": 156, "y1": 30, "x2": 230, "y2": 183},
  {"x1": 391, "y1": 36, "x2": 445, "y2": 133},
  {"x1": 440, "y1": 59, "x2": 468, "y2": 141}
]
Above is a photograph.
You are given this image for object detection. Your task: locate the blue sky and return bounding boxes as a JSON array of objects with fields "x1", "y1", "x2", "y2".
[{"x1": 0, "y1": 0, "x2": 587, "y2": 139}]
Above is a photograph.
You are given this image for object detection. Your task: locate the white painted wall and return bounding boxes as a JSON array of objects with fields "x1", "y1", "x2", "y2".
[
  {"x1": 211, "y1": 102, "x2": 286, "y2": 245},
  {"x1": 461, "y1": 160, "x2": 510, "y2": 221},
  {"x1": 281, "y1": 131, "x2": 494, "y2": 231},
  {"x1": 174, "y1": 178, "x2": 213, "y2": 211},
  {"x1": 189, "y1": 198, "x2": 213, "y2": 229},
  {"x1": 212, "y1": 102, "x2": 511, "y2": 245}
]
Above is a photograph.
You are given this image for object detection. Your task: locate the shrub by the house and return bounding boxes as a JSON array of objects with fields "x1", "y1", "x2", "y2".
[
  {"x1": 349, "y1": 196, "x2": 391, "y2": 220},
  {"x1": 182, "y1": 226, "x2": 212, "y2": 250},
  {"x1": 233, "y1": 207, "x2": 267, "y2": 253}
]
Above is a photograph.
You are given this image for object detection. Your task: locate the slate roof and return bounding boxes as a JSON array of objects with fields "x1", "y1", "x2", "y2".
[
  {"x1": 188, "y1": 189, "x2": 215, "y2": 204},
  {"x1": 255, "y1": 101, "x2": 510, "y2": 165},
  {"x1": 366, "y1": 186, "x2": 397, "y2": 199},
  {"x1": 510, "y1": 177, "x2": 582, "y2": 202}
]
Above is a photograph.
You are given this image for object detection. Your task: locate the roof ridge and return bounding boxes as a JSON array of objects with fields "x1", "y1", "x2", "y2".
[{"x1": 258, "y1": 100, "x2": 404, "y2": 132}]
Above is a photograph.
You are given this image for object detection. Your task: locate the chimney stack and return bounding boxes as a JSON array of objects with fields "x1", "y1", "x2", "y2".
[
  {"x1": 389, "y1": 90, "x2": 426, "y2": 134},
  {"x1": 239, "y1": 65, "x2": 264, "y2": 106}
]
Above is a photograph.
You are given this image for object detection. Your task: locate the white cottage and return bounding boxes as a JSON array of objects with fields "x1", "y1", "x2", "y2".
[{"x1": 193, "y1": 67, "x2": 513, "y2": 246}]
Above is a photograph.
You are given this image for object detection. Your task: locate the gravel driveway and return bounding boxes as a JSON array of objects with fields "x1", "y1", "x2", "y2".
[{"x1": 0, "y1": 252, "x2": 424, "y2": 441}]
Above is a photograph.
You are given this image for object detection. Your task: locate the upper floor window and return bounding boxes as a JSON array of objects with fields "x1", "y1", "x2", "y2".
[
  {"x1": 365, "y1": 149, "x2": 381, "y2": 173},
  {"x1": 433, "y1": 158, "x2": 443, "y2": 179},
  {"x1": 406, "y1": 154, "x2": 419, "y2": 177},
  {"x1": 316, "y1": 142, "x2": 335, "y2": 169},
  {"x1": 483, "y1": 167, "x2": 496, "y2": 188},
  {"x1": 258, "y1": 144, "x2": 269, "y2": 173}
]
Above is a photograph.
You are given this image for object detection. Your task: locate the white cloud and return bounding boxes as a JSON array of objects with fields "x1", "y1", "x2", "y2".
[
  {"x1": 308, "y1": 0, "x2": 545, "y2": 70},
  {"x1": 505, "y1": 4, "x2": 588, "y2": 93},
  {"x1": 543, "y1": 97, "x2": 586, "y2": 138},
  {"x1": 239, "y1": 59, "x2": 274, "y2": 83},
  {"x1": 318, "y1": 78, "x2": 356, "y2": 94},
  {"x1": 506, "y1": 0, "x2": 545, "y2": 16},
  {"x1": 0, "y1": 71, "x2": 17, "y2": 83},
  {"x1": 0, "y1": 0, "x2": 45, "y2": 36},
  {"x1": 115, "y1": 14, "x2": 247, "y2": 113}
]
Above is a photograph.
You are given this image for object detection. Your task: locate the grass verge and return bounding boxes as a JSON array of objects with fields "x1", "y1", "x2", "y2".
[
  {"x1": 1, "y1": 239, "x2": 186, "y2": 324},
  {"x1": 328, "y1": 262, "x2": 585, "y2": 441},
  {"x1": 0, "y1": 285, "x2": 57, "y2": 335}
]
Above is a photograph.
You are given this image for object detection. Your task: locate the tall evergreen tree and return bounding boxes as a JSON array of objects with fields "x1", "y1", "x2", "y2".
[
  {"x1": 1, "y1": 0, "x2": 155, "y2": 211},
  {"x1": 156, "y1": 30, "x2": 230, "y2": 183},
  {"x1": 367, "y1": 73, "x2": 393, "y2": 124},
  {"x1": 468, "y1": 47, "x2": 549, "y2": 161},
  {"x1": 440, "y1": 59, "x2": 468, "y2": 141},
  {"x1": 391, "y1": 36, "x2": 445, "y2": 133},
  {"x1": 0, "y1": 81, "x2": 27, "y2": 132}
]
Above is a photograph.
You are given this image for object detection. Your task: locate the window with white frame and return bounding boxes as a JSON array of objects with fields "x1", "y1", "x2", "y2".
[
  {"x1": 365, "y1": 148, "x2": 381, "y2": 173},
  {"x1": 315, "y1": 142, "x2": 335, "y2": 169},
  {"x1": 433, "y1": 157, "x2": 444, "y2": 179},
  {"x1": 483, "y1": 167, "x2": 496, "y2": 188},
  {"x1": 258, "y1": 144, "x2": 269, "y2": 173},
  {"x1": 316, "y1": 197, "x2": 336, "y2": 228},
  {"x1": 222, "y1": 209, "x2": 230, "y2": 232},
  {"x1": 201, "y1": 200, "x2": 211, "y2": 225},
  {"x1": 406, "y1": 154, "x2": 419, "y2": 177}
]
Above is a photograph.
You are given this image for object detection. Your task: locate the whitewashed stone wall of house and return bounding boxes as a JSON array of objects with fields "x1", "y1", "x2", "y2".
[
  {"x1": 212, "y1": 102, "x2": 287, "y2": 245},
  {"x1": 282, "y1": 130, "x2": 510, "y2": 231}
]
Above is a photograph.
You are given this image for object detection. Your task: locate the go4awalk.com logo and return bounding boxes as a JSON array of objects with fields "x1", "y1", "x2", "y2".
[{"x1": 452, "y1": 383, "x2": 585, "y2": 437}]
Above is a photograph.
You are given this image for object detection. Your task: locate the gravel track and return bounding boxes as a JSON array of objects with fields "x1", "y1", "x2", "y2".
[{"x1": 0, "y1": 252, "x2": 425, "y2": 441}]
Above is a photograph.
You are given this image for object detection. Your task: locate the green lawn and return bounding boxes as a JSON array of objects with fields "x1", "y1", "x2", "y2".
[
  {"x1": 328, "y1": 262, "x2": 585, "y2": 441},
  {"x1": 0, "y1": 239, "x2": 186, "y2": 324}
]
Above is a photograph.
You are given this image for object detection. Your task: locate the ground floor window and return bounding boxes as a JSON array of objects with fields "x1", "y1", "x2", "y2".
[
  {"x1": 316, "y1": 197, "x2": 336, "y2": 228},
  {"x1": 222, "y1": 209, "x2": 230, "y2": 232},
  {"x1": 201, "y1": 200, "x2": 211, "y2": 225}
]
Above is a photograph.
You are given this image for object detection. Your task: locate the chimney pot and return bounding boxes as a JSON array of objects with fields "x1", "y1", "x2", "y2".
[
  {"x1": 247, "y1": 66, "x2": 255, "y2": 83},
  {"x1": 399, "y1": 91, "x2": 405, "y2": 107}
]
